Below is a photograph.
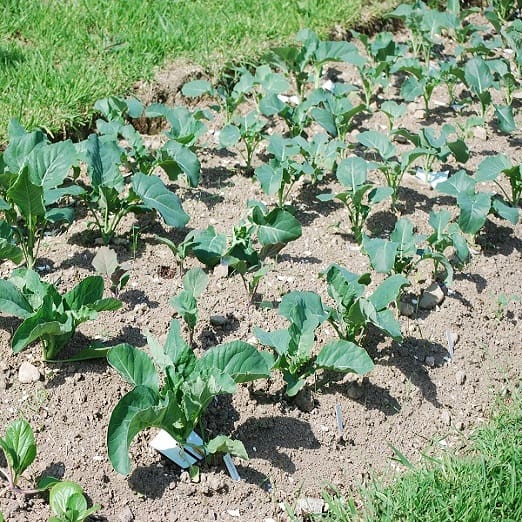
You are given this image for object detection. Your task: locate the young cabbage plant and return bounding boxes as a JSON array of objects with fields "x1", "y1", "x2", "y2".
[
  {"x1": 362, "y1": 217, "x2": 459, "y2": 285},
  {"x1": 437, "y1": 169, "x2": 519, "y2": 235},
  {"x1": 356, "y1": 130, "x2": 425, "y2": 207},
  {"x1": 91, "y1": 246, "x2": 130, "y2": 298},
  {"x1": 76, "y1": 133, "x2": 190, "y2": 244},
  {"x1": 45, "y1": 480, "x2": 100, "y2": 522},
  {"x1": 154, "y1": 231, "x2": 197, "y2": 275},
  {"x1": 317, "y1": 156, "x2": 393, "y2": 243},
  {"x1": 475, "y1": 154, "x2": 521, "y2": 208},
  {"x1": 380, "y1": 101, "x2": 407, "y2": 131},
  {"x1": 0, "y1": 120, "x2": 81, "y2": 268},
  {"x1": 106, "y1": 320, "x2": 272, "y2": 475},
  {"x1": 254, "y1": 291, "x2": 374, "y2": 397},
  {"x1": 219, "y1": 110, "x2": 267, "y2": 171},
  {"x1": 322, "y1": 264, "x2": 410, "y2": 345},
  {"x1": 310, "y1": 83, "x2": 366, "y2": 141},
  {"x1": 0, "y1": 268, "x2": 121, "y2": 361},
  {"x1": 170, "y1": 267, "x2": 209, "y2": 345},
  {"x1": 264, "y1": 28, "x2": 364, "y2": 99}
]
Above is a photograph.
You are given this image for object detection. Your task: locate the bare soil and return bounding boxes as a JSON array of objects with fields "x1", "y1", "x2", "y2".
[{"x1": 1, "y1": 26, "x2": 521, "y2": 522}]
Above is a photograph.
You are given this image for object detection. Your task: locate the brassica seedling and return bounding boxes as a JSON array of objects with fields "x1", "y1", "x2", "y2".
[
  {"x1": 107, "y1": 321, "x2": 272, "y2": 475},
  {"x1": 47, "y1": 481, "x2": 100, "y2": 522},
  {"x1": 91, "y1": 246, "x2": 130, "y2": 298},
  {"x1": 255, "y1": 291, "x2": 374, "y2": 397}
]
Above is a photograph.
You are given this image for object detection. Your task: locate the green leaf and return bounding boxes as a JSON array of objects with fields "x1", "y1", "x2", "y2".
[
  {"x1": 362, "y1": 236, "x2": 398, "y2": 274},
  {"x1": 253, "y1": 207, "x2": 302, "y2": 246},
  {"x1": 390, "y1": 217, "x2": 419, "y2": 258},
  {"x1": 64, "y1": 276, "x2": 104, "y2": 310},
  {"x1": 219, "y1": 125, "x2": 241, "y2": 148},
  {"x1": 182, "y1": 267, "x2": 208, "y2": 298},
  {"x1": 278, "y1": 291, "x2": 328, "y2": 326},
  {"x1": 475, "y1": 154, "x2": 510, "y2": 182},
  {"x1": 357, "y1": 130, "x2": 395, "y2": 160},
  {"x1": 495, "y1": 105, "x2": 517, "y2": 134},
  {"x1": 161, "y1": 141, "x2": 201, "y2": 187},
  {"x1": 199, "y1": 341, "x2": 272, "y2": 383},
  {"x1": 182, "y1": 79, "x2": 213, "y2": 97},
  {"x1": 373, "y1": 309, "x2": 403, "y2": 340},
  {"x1": 49, "y1": 481, "x2": 85, "y2": 516},
  {"x1": 437, "y1": 170, "x2": 476, "y2": 197},
  {"x1": 27, "y1": 140, "x2": 76, "y2": 190},
  {"x1": 464, "y1": 57, "x2": 493, "y2": 95},
  {"x1": 0, "y1": 419, "x2": 36, "y2": 478},
  {"x1": 336, "y1": 157, "x2": 367, "y2": 190},
  {"x1": 255, "y1": 163, "x2": 283, "y2": 196},
  {"x1": 132, "y1": 172, "x2": 189, "y2": 228},
  {"x1": 7, "y1": 167, "x2": 45, "y2": 218},
  {"x1": 316, "y1": 340, "x2": 374, "y2": 374},
  {"x1": 457, "y1": 192, "x2": 491, "y2": 235},
  {"x1": 492, "y1": 196, "x2": 519, "y2": 224},
  {"x1": 447, "y1": 139, "x2": 469, "y2": 164},
  {"x1": 0, "y1": 238, "x2": 23, "y2": 265},
  {"x1": 369, "y1": 275, "x2": 410, "y2": 311},
  {"x1": 170, "y1": 291, "x2": 197, "y2": 330},
  {"x1": 0, "y1": 279, "x2": 33, "y2": 318},
  {"x1": 107, "y1": 386, "x2": 172, "y2": 475},
  {"x1": 190, "y1": 227, "x2": 228, "y2": 267},
  {"x1": 254, "y1": 327, "x2": 290, "y2": 356},
  {"x1": 107, "y1": 344, "x2": 159, "y2": 388},
  {"x1": 3, "y1": 121, "x2": 46, "y2": 173},
  {"x1": 206, "y1": 435, "x2": 248, "y2": 460},
  {"x1": 259, "y1": 93, "x2": 286, "y2": 117}
]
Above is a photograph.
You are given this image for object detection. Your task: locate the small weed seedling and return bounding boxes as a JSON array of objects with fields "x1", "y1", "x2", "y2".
[{"x1": 106, "y1": 320, "x2": 272, "y2": 475}]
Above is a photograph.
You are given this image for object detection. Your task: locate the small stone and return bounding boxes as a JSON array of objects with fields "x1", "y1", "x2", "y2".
[
  {"x1": 293, "y1": 387, "x2": 315, "y2": 412},
  {"x1": 296, "y1": 497, "x2": 326, "y2": 515},
  {"x1": 473, "y1": 126, "x2": 487, "y2": 141},
  {"x1": 425, "y1": 356, "x2": 436, "y2": 367},
  {"x1": 399, "y1": 301, "x2": 415, "y2": 317},
  {"x1": 346, "y1": 382, "x2": 364, "y2": 400},
  {"x1": 227, "y1": 509, "x2": 240, "y2": 517},
  {"x1": 18, "y1": 362, "x2": 40, "y2": 384},
  {"x1": 419, "y1": 283, "x2": 445, "y2": 309},
  {"x1": 441, "y1": 410, "x2": 451, "y2": 426},
  {"x1": 118, "y1": 505, "x2": 134, "y2": 522},
  {"x1": 210, "y1": 315, "x2": 227, "y2": 326},
  {"x1": 180, "y1": 471, "x2": 190, "y2": 483},
  {"x1": 456, "y1": 370, "x2": 466, "y2": 385}
]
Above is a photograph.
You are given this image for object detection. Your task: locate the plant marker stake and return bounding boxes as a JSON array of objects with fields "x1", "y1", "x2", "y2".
[
  {"x1": 445, "y1": 330, "x2": 454, "y2": 360},
  {"x1": 335, "y1": 404, "x2": 344, "y2": 432},
  {"x1": 223, "y1": 453, "x2": 241, "y2": 482},
  {"x1": 150, "y1": 430, "x2": 204, "y2": 469}
]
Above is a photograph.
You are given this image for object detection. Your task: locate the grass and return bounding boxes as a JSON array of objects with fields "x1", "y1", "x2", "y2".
[
  {"x1": 314, "y1": 390, "x2": 522, "y2": 521},
  {"x1": 0, "y1": 0, "x2": 396, "y2": 143}
]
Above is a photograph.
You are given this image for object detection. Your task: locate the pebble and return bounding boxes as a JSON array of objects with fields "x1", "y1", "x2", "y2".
[
  {"x1": 346, "y1": 382, "x2": 364, "y2": 400},
  {"x1": 456, "y1": 370, "x2": 466, "y2": 385},
  {"x1": 227, "y1": 509, "x2": 240, "y2": 517},
  {"x1": 210, "y1": 315, "x2": 227, "y2": 326},
  {"x1": 296, "y1": 497, "x2": 326, "y2": 515},
  {"x1": 425, "y1": 356, "x2": 436, "y2": 367},
  {"x1": 399, "y1": 301, "x2": 415, "y2": 317},
  {"x1": 473, "y1": 126, "x2": 487, "y2": 141},
  {"x1": 419, "y1": 283, "x2": 445, "y2": 309},
  {"x1": 18, "y1": 362, "x2": 40, "y2": 384},
  {"x1": 118, "y1": 505, "x2": 134, "y2": 522}
]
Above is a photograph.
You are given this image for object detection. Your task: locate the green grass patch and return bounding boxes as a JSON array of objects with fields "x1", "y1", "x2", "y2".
[
  {"x1": 0, "y1": 0, "x2": 396, "y2": 142},
  {"x1": 316, "y1": 391, "x2": 522, "y2": 521}
]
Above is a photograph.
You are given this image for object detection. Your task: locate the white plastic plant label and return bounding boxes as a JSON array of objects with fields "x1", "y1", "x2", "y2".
[
  {"x1": 415, "y1": 168, "x2": 449, "y2": 189},
  {"x1": 150, "y1": 430, "x2": 205, "y2": 469},
  {"x1": 223, "y1": 453, "x2": 241, "y2": 482}
]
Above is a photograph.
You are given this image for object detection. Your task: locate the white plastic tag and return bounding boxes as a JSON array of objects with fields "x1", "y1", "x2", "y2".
[{"x1": 150, "y1": 430, "x2": 204, "y2": 469}]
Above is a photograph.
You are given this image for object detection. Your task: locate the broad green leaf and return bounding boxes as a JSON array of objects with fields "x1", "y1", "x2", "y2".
[
  {"x1": 310, "y1": 107, "x2": 337, "y2": 137},
  {"x1": 182, "y1": 79, "x2": 213, "y2": 97},
  {"x1": 89, "y1": 297, "x2": 122, "y2": 312},
  {"x1": 170, "y1": 290, "x2": 197, "y2": 330},
  {"x1": 206, "y1": 435, "x2": 248, "y2": 460},
  {"x1": 437, "y1": 170, "x2": 476, "y2": 197},
  {"x1": 45, "y1": 207, "x2": 74, "y2": 224},
  {"x1": 182, "y1": 267, "x2": 208, "y2": 298},
  {"x1": 91, "y1": 246, "x2": 118, "y2": 278},
  {"x1": 64, "y1": 276, "x2": 104, "y2": 310},
  {"x1": 259, "y1": 93, "x2": 286, "y2": 117},
  {"x1": 428, "y1": 209, "x2": 452, "y2": 240},
  {"x1": 0, "y1": 279, "x2": 33, "y2": 318},
  {"x1": 255, "y1": 163, "x2": 282, "y2": 196},
  {"x1": 495, "y1": 105, "x2": 516, "y2": 134},
  {"x1": 475, "y1": 154, "x2": 510, "y2": 182},
  {"x1": 492, "y1": 196, "x2": 519, "y2": 224},
  {"x1": 464, "y1": 57, "x2": 493, "y2": 94},
  {"x1": 200, "y1": 341, "x2": 272, "y2": 383},
  {"x1": 107, "y1": 344, "x2": 159, "y2": 388},
  {"x1": 7, "y1": 167, "x2": 45, "y2": 218},
  {"x1": 161, "y1": 141, "x2": 201, "y2": 187},
  {"x1": 357, "y1": 131, "x2": 395, "y2": 160},
  {"x1": 49, "y1": 481, "x2": 85, "y2": 516},
  {"x1": 253, "y1": 207, "x2": 302, "y2": 246},
  {"x1": 1, "y1": 419, "x2": 36, "y2": 477},
  {"x1": 369, "y1": 275, "x2": 410, "y2": 311},
  {"x1": 219, "y1": 125, "x2": 241, "y2": 148},
  {"x1": 190, "y1": 226, "x2": 227, "y2": 267},
  {"x1": 336, "y1": 157, "x2": 367, "y2": 190},
  {"x1": 447, "y1": 139, "x2": 469, "y2": 164},
  {"x1": 316, "y1": 340, "x2": 374, "y2": 374},
  {"x1": 82, "y1": 134, "x2": 123, "y2": 191},
  {"x1": 0, "y1": 238, "x2": 23, "y2": 265},
  {"x1": 348, "y1": 297, "x2": 378, "y2": 326},
  {"x1": 284, "y1": 373, "x2": 306, "y2": 397},
  {"x1": 278, "y1": 291, "x2": 328, "y2": 326},
  {"x1": 400, "y1": 76, "x2": 423, "y2": 102},
  {"x1": 447, "y1": 223, "x2": 470, "y2": 264},
  {"x1": 457, "y1": 192, "x2": 491, "y2": 235},
  {"x1": 132, "y1": 172, "x2": 189, "y2": 228},
  {"x1": 107, "y1": 386, "x2": 172, "y2": 475},
  {"x1": 27, "y1": 140, "x2": 76, "y2": 190},
  {"x1": 373, "y1": 309, "x2": 403, "y2": 340},
  {"x1": 4, "y1": 121, "x2": 46, "y2": 173},
  {"x1": 390, "y1": 217, "x2": 419, "y2": 258},
  {"x1": 362, "y1": 236, "x2": 398, "y2": 274},
  {"x1": 253, "y1": 327, "x2": 290, "y2": 356},
  {"x1": 369, "y1": 186, "x2": 394, "y2": 204}
]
